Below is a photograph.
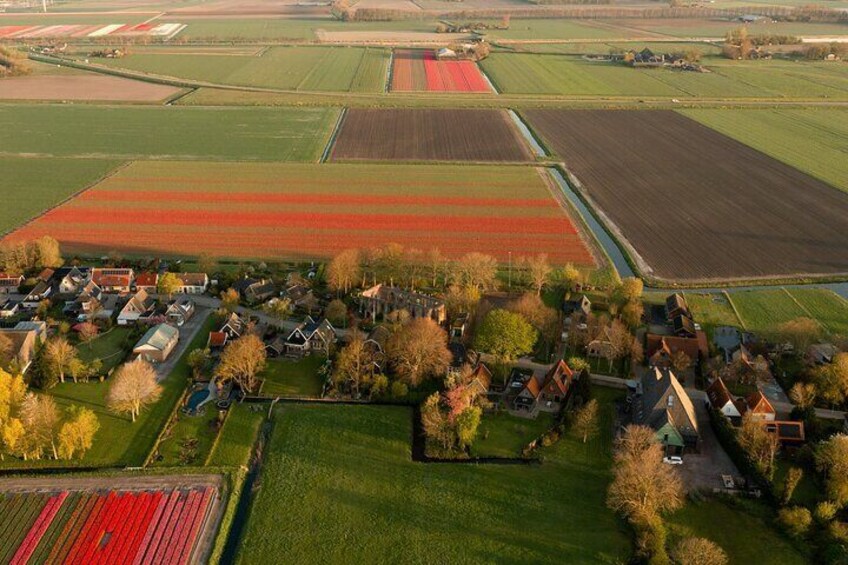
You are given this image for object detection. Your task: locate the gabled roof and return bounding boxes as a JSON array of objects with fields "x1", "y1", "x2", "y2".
[
  {"x1": 746, "y1": 391, "x2": 776, "y2": 416},
  {"x1": 522, "y1": 376, "x2": 541, "y2": 399},
  {"x1": 208, "y1": 331, "x2": 228, "y2": 348},
  {"x1": 672, "y1": 314, "x2": 697, "y2": 337},
  {"x1": 176, "y1": 272, "x2": 208, "y2": 286},
  {"x1": 541, "y1": 360, "x2": 574, "y2": 397},
  {"x1": 92, "y1": 268, "x2": 133, "y2": 288},
  {"x1": 135, "y1": 323, "x2": 178, "y2": 352},
  {"x1": 469, "y1": 363, "x2": 492, "y2": 393},
  {"x1": 706, "y1": 377, "x2": 746, "y2": 414},
  {"x1": 135, "y1": 272, "x2": 159, "y2": 287},
  {"x1": 666, "y1": 293, "x2": 689, "y2": 316},
  {"x1": 641, "y1": 367, "x2": 698, "y2": 437}
]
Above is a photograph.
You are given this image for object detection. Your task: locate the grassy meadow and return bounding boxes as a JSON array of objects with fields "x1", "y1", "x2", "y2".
[
  {"x1": 682, "y1": 109, "x2": 848, "y2": 193},
  {"x1": 0, "y1": 157, "x2": 120, "y2": 234},
  {"x1": 237, "y1": 395, "x2": 630, "y2": 563},
  {"x1": 207, "y1": 403, "x2": 265, "y2": 468},
  {"x1": 100, "y1": 46, "x2": 390, "y2": 92},
  {"x1": 0, "y1": 105, "x2": 338, "y2": 162},
  {"x1": 258, "y1": 356, "x2": 326, "y2": 397}
]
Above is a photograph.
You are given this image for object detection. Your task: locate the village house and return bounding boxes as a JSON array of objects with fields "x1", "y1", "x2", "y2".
[
  {"x1": 0, "y1": 273, "x2": 23, "y2": 294},
  {"x1": 450, "y1": 313, "x2": 470, "y2": 340},
  {"x1": 0, "y1": 329, "x2": 39, "y2": 373},
  {"x1": 117, "y1": 289, "x2": 157, "y2": 326},
  {"x1": 745, "y1": 390, "x2": 777, "y2": 422},
  {"x1": 64, "y1": 280, "x2": 104, "y2": 321},
  {"x1": 706, "y1": 377, "x2": 746, "y2": 422},
  {"x1": 51, "y1": 266, "x2": 91, "y2": 296},
  {"x1": 165, "y1": 297, "x2": 195, "y2": 326},
  {"x1": 133, "y1": 272, "x2": 159, "y2": 293},
  {"x1": 174, "y1": 273, "x2": 209, "y2": 294},
  {"x1": 807, "y1": 343, "x2": 839, "y2": 365},
  {"x1": 359, "y1": 284, "x2": 446, "y2": 324},
  {"x1": 467, "y1": 363, "x2": 493, "y2": 398},
  {"x1": 0, "y1": 299, "x2": 20, "y2": 318},
  {"x1": 509, "y1": 360, "x2": 575, "y2": 414},
  {"x1": 219, "y1": 312, "x2": 247, "y2": 340},
  {"x1": 645, "y1": 294, "x2": 708, "y2": 368},
  {"x1": 563, "y1": 294, "x2": 592, "y2": 319},
  {"x1": 91, "y1": 268, "x2": 134, "y2": 294},
  {"x1": 207, "y1": 331, "x2": 228, "y2": 353},
  {"x1": 22, "y1": 280, "x2": 51, "y2": 309},
  {"x1": 635, "y1": 367, "x2": 699, "y2": 454},
  {"x1": 133, "y1": 323, "x2": 179, "y2": 363},
  {"x1": 234, "y1": 277, "x2": 275, "y2": 304},
  {"x1": 587, "y1": 328, "x2": 614, "y2": 360},
  {"x1": 284, "y1": 316, "x2": 336, "y2": 357},
  {"x1": 280, "y1": 283, "x2": 316, "y2": 312}
]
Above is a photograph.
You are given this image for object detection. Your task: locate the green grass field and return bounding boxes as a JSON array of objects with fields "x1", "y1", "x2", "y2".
[
  {"x1": 258, "y1": 356, "x2": 326, "y2": 397},
  {"x1": 667, "y1": 498, "x2": 808, "y2": 564},
  {"x1": 152, "y1": 409, "x2": 220, "y2": 467},
  {"x1": 682, "y1": 109, "x2": 848, "y2": 193},
  {"x1": 729, "y1": 289, "x2": 806, "y2": 334},
  {"x1": 481, "y1": 53, "x2": 848, "y2": 99},
  {"x1": 176, "y1": 18, "x2": 435, "y2": 42},
  {"x1": 101, "y1": 46, "x2": 389, "y2": 92},
  {"x1": 0, "y1": 106, "x2": 338, "y2": 162},
  {"x1": 784, "y1": 288, "x2": 848, "y2": 337},
  {"x1": 485, "y1": 19, "x2": 631, "y2": 41},
  {"x1": 237, "y1": 390, "x2": 629, "y2": 563},
  {"x1": 472, "y1": 411, "x2": 556, "y2": 457},
  {"x1": 76, "y1": 326, "x2": 135, "y2": 374},
  {"x1": 0, "y1": 158, "x2": 120, "y2": 235},
  {"x1": 206, "y1": 403, "x2": 265, "y2": 467},
  {"x1": 684, "y1": 292, "x2": 743, "y2": 330}
]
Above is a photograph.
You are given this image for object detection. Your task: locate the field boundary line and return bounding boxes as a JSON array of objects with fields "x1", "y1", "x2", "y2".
[
  {"x1": 722, "y1": 291, "x2": 748, "y2": 331},
  {"x1": 320, "y1": 107, "x2": 347, "y2": 163},
  {"x1": 0, "y1": 160, "x2": 132, "y2": 240},
  {"x1": 783, "y1": 287, "x2": 829, "y2": 333}
]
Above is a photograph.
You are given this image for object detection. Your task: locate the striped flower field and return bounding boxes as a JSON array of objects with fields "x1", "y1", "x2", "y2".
[
  {"x1": 4, "y1": 161, "x2": 595, "y2": 265},
  {"x1": 391, "y1": 49, "x2": 491, "y2": 93},
  {"x1": 0, "y1": 486, "x2": 216, "y2": 565}
]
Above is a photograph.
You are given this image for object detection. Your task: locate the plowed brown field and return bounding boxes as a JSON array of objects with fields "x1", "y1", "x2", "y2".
[
  {"x1": 524, "y1": 109, "x2": 848, "y2": 282},
  {"x1": 330, "y1": 109, "x2": 533, "y2": 162}
]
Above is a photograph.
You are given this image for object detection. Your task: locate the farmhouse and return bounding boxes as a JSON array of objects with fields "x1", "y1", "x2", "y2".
[
  {"x1": 219, "y1": 312, "x2": 247, "y2": 340},
  {"x1": 284, "y1": 317, "x2": 336, "y2": 357},
  {"x1": 92, "y1": 268, "x2": 134, "y2": 293},
  {"x1": 646, "y1": 334, "x2": 708, "y2": 368},
  {"x1": 635, "y1": 367, "x2": 699, "y2": 454},
  {"x1": 0, "y1": 273, "x2": 23, "y2": 294},
  {"x1": 360, "y1": 284, "x2": 447, "y2": 324},
  {"x1": 133, "y1": 323, "x2": 179, "y2": 363}
]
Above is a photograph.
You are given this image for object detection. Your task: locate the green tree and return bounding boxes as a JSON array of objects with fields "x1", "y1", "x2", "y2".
[
  {"x1": 474, "y1": 309, "x2": 537, "y2": 364},
  {"x1": 455, "y1": 405, "x2": 482, "y2": 450},
  {"x1": 157, "y1": 272, "x2": 182, "y2": 298}
]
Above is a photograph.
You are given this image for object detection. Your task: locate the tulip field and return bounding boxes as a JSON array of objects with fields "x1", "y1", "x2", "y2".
[
  {"x1": 4, "y1": 161, "x2": 595, "y2": 265},
  {"x1": 391, "y1": 49, "x2": 492, "y2": 93},
  {"x1": 0, "y1": 484, "x2": 218, "y2": 565}
]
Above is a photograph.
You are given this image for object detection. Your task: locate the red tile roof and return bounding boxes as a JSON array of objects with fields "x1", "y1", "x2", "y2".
[
  {"x1": 135, "y1": 272, "x2": 158, "y2": 287},
  {"x1": 746, "y1": 391, "x2": 776, "y2": 416},
  {"x1": 208, "y1": 331, "x2": 227, "y2": 348}
]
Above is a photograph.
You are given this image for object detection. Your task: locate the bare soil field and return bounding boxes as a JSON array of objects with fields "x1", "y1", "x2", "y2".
[
  {"x1": 330, "y1": 108, "x2": 533, "y2": 162},
  {"x1": 523, "y1": 109, "x2": 848, "y2": 282},
  {"x1": 0, "y1": 74, "x2": 182, "y2": 102}
]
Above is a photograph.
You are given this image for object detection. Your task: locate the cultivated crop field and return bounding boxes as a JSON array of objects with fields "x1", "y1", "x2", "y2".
[
  {"x1": 391, "y1": 49, "x2": 491, "y2": 93},
  {"x1": 101, "y1": 46, "x2": 390, "y2": 92},
  {"x1": 0, "y1": 158, "x2": 120, "y2": 235},
  {"x1": 0, "y1": 105, "x2": 338, "y2": 162},
  {"x1": 236, "y1": 402, "x2": 630, "y2": 563},
  {"x1": 0, "y1": 73, "x2": 183, "y2": 102},
  {"x1": 330, "y1": 109, "x2": 533, "y2": 162},
  {"x1": 682, "y1": 109, "x2": 848, "y2": 194},
  {"x1": 0, "y1": 478, "x2": 221, "y2": 564},
  {"x1": 480, "y1": 54, "x2": 848, "y2": 99},
  {"x1": 523, "y1": 109, "x2": 848, "y2": 281},
  {"x1": 4, "y1": 161, "x2": 595, "y2": 265}
]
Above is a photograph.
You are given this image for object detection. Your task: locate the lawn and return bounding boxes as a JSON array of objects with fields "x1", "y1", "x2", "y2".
[
  {"x1": 682, "y1": 109, "x2": 848, "y2": 193},
  {"x1": 76, "y1": 326, "x2": 136, "y2": 374},
  {"x1": 728, "y1": 289, "x2": 807, "y2": 334},
  {"x1": 0, "y1": 313, "x2": 214, "y2": 469},
  {"x1": 784, "y1": 288, "x2": 848, "y2": 337},
  {"x1": 206, "y1": 403, "x2": 265, "y2": 467},
  {"x1": 259, "y1": 356, "x2": 326, "y2": 397},
  {"x1": 472, "y1": 411, "x2": 555, "y2": 457},
  {"x1": 0, "y1": 158, "x2": 120, "y2": 235},
  {"x1": 683, "y1": 292, "x2": 743, "y2": 331},
  {"x1": 151, "y1": 409, "x2": 221, "y2": 467},
  {"x1": 237, "y1": 390, "x2": 629, "y2": 563},
  {"x1": 667, "y1": 498, "x2": 808, "y2": 564},
  {"x1": 101, "y1": 46, "x2": 390, "y2": 93},
  {"x1": 773, "y1": 458, "x2": 819, "y2": 508},
  {"x1": 0, "y1": 105, "x2": 338, "y2": 162}
]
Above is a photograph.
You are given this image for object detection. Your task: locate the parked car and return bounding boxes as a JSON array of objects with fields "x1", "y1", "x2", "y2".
[{"x1": 663, "y1": 456, "x2": 683, "y2": 465}]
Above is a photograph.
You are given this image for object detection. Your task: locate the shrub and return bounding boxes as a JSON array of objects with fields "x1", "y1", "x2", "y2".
[
  {"x1": 816, "y1": 501, "x2": 839, "y2": 524},
  {"x1": 634, "y1": 516, "x2": 669, "y2": 564},
  {"x1": 778, "y1": 506, "x2": 813, "y2": 538},
  {"x1": 671, "y1": 537, "x2": 729, "y2": 565},
  {"x1": 390, "y1": 381, "x2": 408, "y2": 399}
]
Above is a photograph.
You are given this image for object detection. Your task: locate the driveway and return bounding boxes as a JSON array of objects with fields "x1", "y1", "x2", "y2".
[
  {"x1": 152, "y1": 306, "x2": 211, "y2": 382},
  {"x1": 680, "y1": 389, "x2": 739, "y2": 492}
]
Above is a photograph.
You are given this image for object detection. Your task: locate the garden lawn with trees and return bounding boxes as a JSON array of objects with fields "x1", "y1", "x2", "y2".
[
  {"x1": 258, "y1": 356, "x2": 326, "y2": 397},
  {"x1": 207, "y1": 403, "x2": 265, "y2": 468},
  {"x1": 237, "y1": 400, "x2": 629, "y2": 563}
]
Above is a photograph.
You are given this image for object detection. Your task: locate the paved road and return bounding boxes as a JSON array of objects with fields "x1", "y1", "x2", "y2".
[{"x1": 152, "y1": 306, "x2": 211, "y2": 382}]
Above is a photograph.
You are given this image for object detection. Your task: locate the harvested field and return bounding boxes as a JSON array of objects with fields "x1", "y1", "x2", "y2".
[
  {"x1": 0, "y1": 475, "x2": 222, "y2": 565},
  {"x1": 330, "y1": 109, "x2": 533, "y2": 162},
  {"x1": 0, "y1": 74, "x2": 182, "y2": 102},
  {"x1": 523, "y1": 109, "x2": 848, "y2": 281},
  {"x1": 3, "y1": 161, "x2": 595, "y2": 265},
  {"x1": 391, "y1": 49, "x2": 491, "y2": 93}
]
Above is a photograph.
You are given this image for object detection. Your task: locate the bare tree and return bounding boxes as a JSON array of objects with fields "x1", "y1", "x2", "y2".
[
  {"x1": 386, "y1": 318, "x2": 452, "y2": 386},
  {"x1": 326, "y1": 249, "x2": 361, "y2": 295},
  {"x1": 607, "y1": 424, "x2": 684, "y2": 523},
  {"x1": 332, "y1": 330, "x2": 377, "y2": 397},
  {"x1": 776, "y1": 317, "x2": 821, "y2": 353},
  {"x1": 789, "y1": 382, "x2": 817, "y2": 410},
  {"x1": 426, "y1": 248, "x2": 445, "y2": 288},
  {"x1": 107, "y1": 359, "x2": 162, "y2": 422},
  {"x1": 77, "y1": 322, "x2": 99, "y2": 348},
  {"x1": 572, "y1": 399, "x2": 599, "y2": 444},
  {"x1": 42, "y1": 337, "x2": 80, "y2": 384},
  {"x1": 738, "y1": 413, "x2": 780, "y2": 479},
  {"x1": 451, "y1": 252, "x2": 498, "y2": 291},
  {"x1": 20, "y1": 393, "x2": 60, "y2": 459},
  {"x1": 525, "y1": 254, "x2": 551, "y2": 295},
  {"x1": 215, "y1": 334, "x2": 267, "y2": 393}
]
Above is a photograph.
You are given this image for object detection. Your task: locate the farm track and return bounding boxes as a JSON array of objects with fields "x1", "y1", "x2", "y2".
[{"x1": 524, "y1": 109, "x2": 848, "y2": 282}]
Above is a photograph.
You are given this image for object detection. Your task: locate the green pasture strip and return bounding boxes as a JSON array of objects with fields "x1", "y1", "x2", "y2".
[
  {"x1": 206, "y1": 404, "x2": 265, "y2": 467},
  {"x1": 784, "y1": 288, "x2": 848, "y2": 337},
  {"x1": 0, "y1": 105, "x2": 339, "y2": 162},
  {"x1": 729, "y1": 289, "x2": 807, "y2": 334},
  {"x1": 258, "y1": 356, "x2": 326, "y2": 398},
  {"x1": 681, "y1": 108, "x2": 848, "y2": 193},
  {"x1": 684, "y1": 292, "x2": 745, "y2": 330}
]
